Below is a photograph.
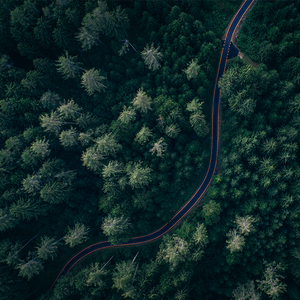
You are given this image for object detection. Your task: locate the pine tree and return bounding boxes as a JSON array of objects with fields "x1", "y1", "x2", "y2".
[
  {"x1": 101, "y1": 215, "x2": 131, "y2": 244},
  {"x1": 165, "y1": 124, "x2": 181, "y2": 138},
  {"x1": 141, "y1": 43, "x2": 163, "y2": 71},
  {"x1": 82, "y1": 146, "x2": 105, "y2": 172},
  {"x1": 56, "y1": 51, "x2": 85, "y2": 79},
  {"x1": 58, "y1": 99, "x2": 82, "y2": 119},
  {"x1": 183, "y1": 59, "x2": 201, "y2": 80},
  {"x1": 78, "y1": 130, "x2": 94, "y2": 146},
  {"x1": 157, "y1": 236, "x2": 190, "y2": 270},
  {"x1": 40, "y1": 90, "x2": 61, "y2": 111},
  {"x1": 232, "y1": 281, "x2": 261, "y2": 300},
  {"x1": 117, "y1": 106, "x2": 136, "y2": 125},
  {"x1": 23, "y1": 175, "x2": 43, "y2": 194},
  {"x1": 81, "y1": 68, "x2": 107, "y2": 95},
  {"x1": 102, "y1": 161, "x2": 124, "y2": 179},
  {"x1": 149, "y1": 137, "x2": 167, "y2": 157},
  {"x1": 226, "y1": 229, "x2": 245, "y2": 253},
  {"x1": 15, "y1": 252, "x2": 43, "y2": 280},
  {"x1": 30, "y1": 138, "x2": 50, "y2": 159},
  {"x1": 112, "y1": 260, "x2": 136, "y2": 293},
  {"x1": 126, "y1": 162, "x2": 152, "y2": 189},
  {"x1": 59, "y1": 128, "x2": 78, "y2": 148},
  {"x1": 40, "y1": 181, "x2": 71, "y2": 204},
  {"x1": 235, "y1": 215, "x2": 256, "y2": 236},
  {"x1": 132, "y1": 88, "x2": 152, "y2": 114},
  {"x1": 135, "y1": 126, "x2": 153, "y2": 145},
  {"x1": 257, "y1": 262, "x2": 287, "y2": 299},
  {"x1": 201, "y1": 200, "x2": 221, "y2": 226},
  {"x1": 36, "y1": 236, "x2": 59, "y2": 261},
  {"x1": 95, "y1": 133, "x2": 122, "y2": 156},
  {"x1": 39, "y1": 111, "x2": 64, "y2": 135},
  {"x1": 64, "y1": 223, "x2": 89, "y2": 248}
]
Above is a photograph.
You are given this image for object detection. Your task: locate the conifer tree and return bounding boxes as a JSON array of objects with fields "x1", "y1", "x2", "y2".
[
  {"x1": 59, "y1": 128, "x2": 78, "y2": 148},
  {"x1": 157, "y1": 236, "x2": 190, "y2": 270},
  {"x1": 30, "y1": 138, "x2": 50, "y2": 159},
  {"x1": 132, "y1": 88, "x2": 152, "y2": 114},
  {"x1": 183, "y1": 58, "x2": 201, "y2": 80},
  {"x1": 126, "y1": 162, "x2": 152, "y2": 189},
  {"x1": 141, "y1": 43, "x2": 163, "y2": 71},
  {"x1": 36, "y1": 236, "x2": 59, "y2": 261},
  {"x1": 134, "y1": 126, "x2": 152, "y2": 145},
  {"x1": 117, "y1": 106, "x2": 136, "y2": 125},
  {"x1": 101, "y1": 215, "x2": 131, "y2": 244},
  {"x1": 81, "y1": 68, "x2": 107, "y2": 95},
  {"x1": 15, "y1": 252, "x2": 43, "y2": 280},
  {"x1": 56, "y1": 51, "x2": 85, "y2": 79},
  {"x1": 64, "y1": 223, "x2": 89, "y2": 248},
  {"x1": 149, "y1": 137, "x2": 167, "y2": 157},
  {"x1": 257, "y1": 262, "x2": 287, "y2": 299},
  {"x1": 226, "y1": 229, "x2": 245, "y2": 253}
]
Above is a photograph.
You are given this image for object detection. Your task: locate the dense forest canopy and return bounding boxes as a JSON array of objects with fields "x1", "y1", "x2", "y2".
[{"x1": 1, "y1": 0, "x2": 300, "y2": 299}]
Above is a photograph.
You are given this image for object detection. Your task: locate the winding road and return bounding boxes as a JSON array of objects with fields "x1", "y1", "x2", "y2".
[{"x1": 51, "y1": 0, "x2": 256, "y2": 289}]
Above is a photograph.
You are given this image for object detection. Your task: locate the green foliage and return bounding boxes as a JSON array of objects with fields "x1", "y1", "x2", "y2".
[
  {"x1": 36, "y1": 236, "x2": 59, "y2": 261},
  {"x1": 257, "y1": 262, "x2": 287, "y2": 299},
  {"x1": 81, "y1": 68, "x2": 107, "y2": 95},
  {"x1": 201, "y1": 200, "x2": 221, "y2": 226},
  {"x1": 183, "y1": 58, "x2": 201, "y2": 80},
  {"x1": 141, "y1": 43, "x2": 163, "y2": 71},
  {"x1": 64, "y1": 223, "x2": 89, "y2": 248},
  {"x1": 56, "y1": 51, "x2": 84, "y2": 79},
  {"x1": 15, "y1": 252, "x2": 43, "y2": 280},
  {"x1": 101, "y1": 215, "x2": 131, "y2": 244}
]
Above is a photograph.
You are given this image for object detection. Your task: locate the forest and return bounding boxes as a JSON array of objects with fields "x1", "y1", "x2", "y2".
[{"x1": 0, "y1": 0, "x2": 299, "y2": 299}]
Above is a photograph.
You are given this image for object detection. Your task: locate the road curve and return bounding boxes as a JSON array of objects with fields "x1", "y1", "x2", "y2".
[{"x1": 51, "y1": 0, "x2": 256, "y2": 289}]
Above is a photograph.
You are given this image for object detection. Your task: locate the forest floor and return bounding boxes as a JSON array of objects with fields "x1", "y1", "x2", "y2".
[{"x1": 238, "y1": 52, "x2": 259, "y2": 68}]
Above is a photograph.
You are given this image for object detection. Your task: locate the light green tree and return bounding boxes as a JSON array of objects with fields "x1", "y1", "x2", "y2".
[
  {"x1": 226, "y1": 229, "x2": 245, "y2": 253},
  {"x1": 232, "y1": 281, "x2": 261, "y2": 300},
  {"x1": 81, "y1": 146, "x2": 105, "y2": 172},
  {"x1": 39, "y1": 111, "x2": 64, "y2": 135},
  {"x1": 30, "y1": 138, "x2": 50, "y2": 159},
  {"x1": 149, "y1": 137, "x2": 167, "y2": 157},
  {"x1": 15, "y1": 252, "x2": 43, "y2": 280},
  {"x1": 235, "y1": 215, "x2": 256, "y2": 236},
  {"x1": 257, "y1": 262, "x2": 287, "y2": 299},
  {"x1": 117, "y1": 106, "x2": 136, "y2": 125},
  {"x1": 112, "y1": 260, "x2": 137, "y2": 294},
  {"x1": 165, "y1": 124, "x2": 181, "y2": 138},
  {"x1": 101, "y1": 215, "x2": 131, "y2": 244},
  {"x1": 132, "y1": 88, "x2": 152, "y2": 113},
  {"x1": 78, "y1": 130, "x2": 94, "y2": 146},
  {"x1": 59, "y1": 128, "x2": 78, "y2": 148},
  {"x1": 64, "y1": 223, "x2": 89, "y2": 248},
  {"x1": 56, "y1": 51, "x2": 85, "y2": 79},
  {"x1": 141, "y1": 43, "x2": 163, "y2": 71},
  {"x1": 58, "y1": 99, "x2": 82, "y2": 119},
  {"x1": 201, "y1": 200, "x2": 221, "y2": 226},
  {"x1": 81, "y1": 68, "x2": 107, "y2": 95},
  {"x1": 134, "y1": 126, "x2": 152, "y2": 144},
  {"x1": 126, "y1": 162, "x2": 152, "y2": 189},
  {"x1": 193, "y1": 223, "x2": 209, "y2": 247},
  {"x1": 157, "y1": 235, "x2": 190, "y2": 270},
  {"x1": 183, "y1": 58, "x2": 201, "y2": 80},
  {"x1": 95, "y1": 133, "x2": 122, "y2": 156},
  {"x1": 36, "y1": 236, "x2": 59, "y2": 261},
  {"x1": 102, "y1": 161, "x2": 124, "y2": 179},
  {"x1": 186, "y1": 98, "x2": 209, "y2": 137}
]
